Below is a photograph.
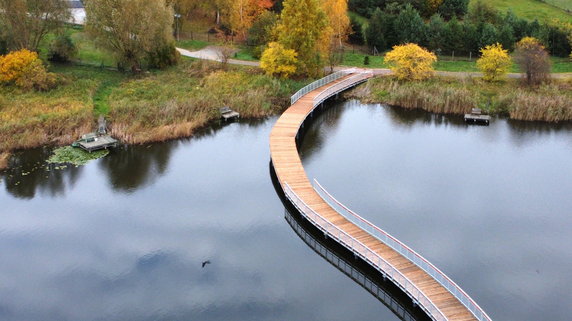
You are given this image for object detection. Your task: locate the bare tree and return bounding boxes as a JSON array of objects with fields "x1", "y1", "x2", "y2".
[
  {"x1": 0, "y1": 0, "x2": 70, "y2": 51},
  {"x1": 514, "y1": 37, "x2": 551, "y2": 86},
  {"x1": 217, "y1": 45, "x2": 235, "y2": 69},
  {"x1": 84, "y1": 0, "x2": 175, "y2": 71}
]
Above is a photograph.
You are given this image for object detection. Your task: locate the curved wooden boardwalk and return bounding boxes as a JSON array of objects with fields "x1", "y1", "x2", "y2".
[{"x1": 270, "y1": 70, "x2": 490, "y2": 321}]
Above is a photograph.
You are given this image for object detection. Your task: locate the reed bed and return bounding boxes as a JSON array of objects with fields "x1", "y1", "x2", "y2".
[
  {"x1": 0, "y1": 61, "x2": 306, "y2": 154},
  {"x1": 351, "y1": 76, "x2": 572, "y2": 122},
  {"x1": 0, "y1": 152, "x2": 9, "y2": 170},
  {"x1": 108, "y1": 62, "x2": 305, "y2": 144}
]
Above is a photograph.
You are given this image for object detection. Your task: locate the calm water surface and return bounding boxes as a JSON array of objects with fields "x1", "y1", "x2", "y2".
[
  {"x1": 1, "y1": 99, "x2": 571, "y2": 321},
  {"x1": 0, "y1": 119, "x2": 395, "y2": 321},
  {"x1": 300, "y1": 100, "x2": 572, "y2": 321}
]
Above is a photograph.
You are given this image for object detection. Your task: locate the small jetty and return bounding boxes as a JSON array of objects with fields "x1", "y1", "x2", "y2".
[
  {"x1": 464, "y1": 108, "x2": 491, "y2": 125},
  {"x1": 220, "y1": 106, "x2": 240, "y2": 121},
  {"x1": 72, "y1": 116, "x2": 118, "y2": 152}
]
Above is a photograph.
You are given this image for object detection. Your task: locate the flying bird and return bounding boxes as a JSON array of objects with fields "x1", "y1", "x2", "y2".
[{"x1": 202, "y1": 260, "x2": 211, "y2": 268}]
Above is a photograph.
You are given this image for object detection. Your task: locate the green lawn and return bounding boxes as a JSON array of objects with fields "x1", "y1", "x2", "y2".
[
  {"x1": 544, "y1": 0, "x2": 572, "y2": 11},
  {"x1": 341, "y1": 52, "x2": 572, "y2": 73},
  {"x1": 472, "y1": 0, "x2": 572, "y2": 22},
  {"x1": 234, "y1": 46, "x2": 258, "y2": 61}
]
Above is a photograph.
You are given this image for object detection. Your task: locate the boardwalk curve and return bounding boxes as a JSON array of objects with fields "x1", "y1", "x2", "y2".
[{"x1": 269, "y1": 69, "x2": 492, "y2": 321}]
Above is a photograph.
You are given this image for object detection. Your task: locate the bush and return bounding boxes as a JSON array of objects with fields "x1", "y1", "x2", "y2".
[
  {"x1": 260, "y1": 42, "x2": 298, "y2": 78},
  {"x1": 147, "y1": 42, "x2": 180, "y2": 69},
  {"x1": 0, "y1": 49, "x2": 58, "y2": 91},
  {"x1": 385, "y1": 43, "x2": 437, "y2": 80},
  {"x1": 48, "y1": 34, "x2": 77, "y2": 62},
  {"x1": 476, "y1": 43, "x2": 512, "y2": 82}
]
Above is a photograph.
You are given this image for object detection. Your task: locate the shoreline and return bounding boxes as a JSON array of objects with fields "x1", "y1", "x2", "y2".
[
  {"x1": 3, "y1": 72, "x2": 571, "y2": 171},
  {"x1": 347, "y1": 75, "x2": 572, "y2": 123}
]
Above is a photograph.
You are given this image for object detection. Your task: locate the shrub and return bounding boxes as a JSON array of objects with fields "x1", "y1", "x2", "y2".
[
  {"x1": 476, "y1": 43, "x2": 511, "y2": 82},
  {"x1": 0, "y1": 49, "x2": 58, "y2": 91},
  {"x1": 260, "y1": 42, "x2": 298, "y2": 78},
  {"x1": 147, "y1": 42, "x2": 180, "y2": 69},
  {"x1": 48, "y1": 34, "x2": 77, "y2": 62},
  {"x1": 384, "y1": 43, "x2": 437, "y2": 81}
]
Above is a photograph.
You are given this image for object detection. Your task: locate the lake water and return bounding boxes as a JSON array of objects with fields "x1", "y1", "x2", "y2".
[{"x1": 1, "y1": 99, "x2": 571, "y2": 321}]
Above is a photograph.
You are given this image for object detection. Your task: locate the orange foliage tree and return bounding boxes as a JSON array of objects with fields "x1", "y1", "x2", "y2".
[
  {"x1": 0, "y1": 49, "x2": 57, "y2": 91},
  {"x1": 229, "y1": 0, "x2": 273, "y2": 39}
]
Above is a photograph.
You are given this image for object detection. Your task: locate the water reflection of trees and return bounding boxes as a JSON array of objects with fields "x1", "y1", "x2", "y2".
[
  {"x1": 98, "y1": 142, "x2": 175, "y2": 192},
  {"x1": 507, "y1": 119, "x2": 572, "y2": 147},
  {"x1": 2, "y1": 147, "x2": 82, "y2": 199},
  {"x1": 384, "y1": 104, "x2": 467, "y2": 129},
  {"x1": 299, "y1": 99, "x2": 345, "y2": 162}
]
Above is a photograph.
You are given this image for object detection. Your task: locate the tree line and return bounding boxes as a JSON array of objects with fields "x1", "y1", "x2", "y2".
[{"x1": 353, "y1": 0, "x2": 572, "y2": 58}]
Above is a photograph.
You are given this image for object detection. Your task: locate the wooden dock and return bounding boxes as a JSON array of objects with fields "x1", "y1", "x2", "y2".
[
  {"x1": 77, "y1": 135, "x2": 118, "y2": 152},
  {"x1": 73, "y1": 116, "x2": 118, "y2": 152},
  {"x1": 270, "y1": 70, "x2": 491, "y2": 321},
  {"x1": 464, "y1": 108, "x2": 491, "y2": 125},
  {"x1": 220, "y1": 106, "x2": 240, "y2": 121}
]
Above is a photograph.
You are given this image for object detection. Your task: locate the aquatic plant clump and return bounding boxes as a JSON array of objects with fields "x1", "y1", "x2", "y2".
[{"x1": 47, "y1": 146, "x2": 109, "y2": 166}]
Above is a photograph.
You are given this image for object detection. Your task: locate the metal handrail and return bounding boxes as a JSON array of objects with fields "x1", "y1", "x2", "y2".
[
  {"x1": 283, "y1": 182, "x2": 448, "y2": 321},
  {"x1": 290, "y1": 69, "x2": 357, "y2": 105},
  {"x1": 313, "y1": 72, "x2": 372, "y2": 107},
  {"x1": 313, "y1": 180, "x2": 493, "y2": 321}
]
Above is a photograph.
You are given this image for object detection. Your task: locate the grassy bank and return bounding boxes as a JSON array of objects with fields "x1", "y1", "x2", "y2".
[
  {"x1": 0, "y1": 60, "x2": 306, "y2": 158},
  {"x1": 0, "y1": 65, "x2": 124, "y2": 153},
  {"x1": 349, "y1": 76, "x2": 572, "y2": 122},
  {"x1": 108, "y1": 60, "x2": 305, "y2": 144},
  {"x1": 472, "y1": 0, "x2": 572, "y2": 23}
]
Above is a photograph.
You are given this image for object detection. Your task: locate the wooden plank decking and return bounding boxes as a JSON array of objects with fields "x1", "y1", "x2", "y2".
[{"x1": 270, "y1": 73, "x2": 480, "y2": 321}]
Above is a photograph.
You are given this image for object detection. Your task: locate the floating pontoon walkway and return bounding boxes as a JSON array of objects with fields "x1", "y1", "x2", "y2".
[{"x1": 270, "y1": 69, "x2": 492, "y2": 321}]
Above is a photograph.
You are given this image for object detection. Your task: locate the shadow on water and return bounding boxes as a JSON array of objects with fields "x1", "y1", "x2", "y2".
[
  {"x1": 384, "y1": 104, "x2": 467, "y2": 129},
  {"x1": 98, "y1": 142, "x2": 175, "y2": 193},
  {"x1": 298, "y1": 99, "x2": 346, "y2": 163},
  {"x1": 98, "y1": 118, "x2": 271, "y2": 193},
  {"x1": 269, "y1": 162, "x2": 429, "y2": 321},
  {"x1": 1, "y1": 118, "x2": 272, "y2": 198},
  {"x1": 1, "y1": 147, "x2": 82, "y2": 199}
]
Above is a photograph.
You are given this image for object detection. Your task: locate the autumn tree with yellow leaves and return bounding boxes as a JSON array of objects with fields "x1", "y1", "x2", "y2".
[
  {"x1": 266, "y1": 0, "x2": 330, "y2": 77},
  {"x1": 229, "y1": 0, "x2": 273, "y2": 39},
  {"x1": 260, "y1": 42, "x2": 298, "y2": 78},
  {"x1": 476, "y1": 43, "x2": 512, "y2": 82},
  {"x1": 0, "y1": 49, "x2": 57, "y2": 91},
  {"x1": 322, "y1": 0, "x2": 350, "y2": 48},
  {"x1": 385, "y1": 43, "x2": 437, "y2": 80}
]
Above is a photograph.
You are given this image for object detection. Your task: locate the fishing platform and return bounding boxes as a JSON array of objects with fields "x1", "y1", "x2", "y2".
[
  {"x1": 72, "y1": 116, "x2": 118, "y2": 152},
  {"x1": 464, "y1": 108, "x2": 491, "y2": 125},
  {"x1": 220, "y1": 106, "x2": 240, "y2": 121}
]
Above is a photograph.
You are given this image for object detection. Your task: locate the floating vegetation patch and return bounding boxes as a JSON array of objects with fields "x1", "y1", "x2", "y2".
[{"x1": 47, "y1": 146, "x2": 109, "y2": 166}]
